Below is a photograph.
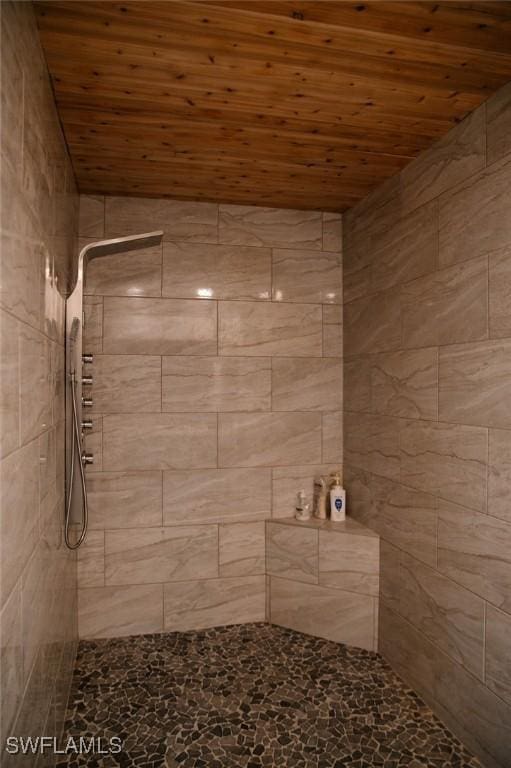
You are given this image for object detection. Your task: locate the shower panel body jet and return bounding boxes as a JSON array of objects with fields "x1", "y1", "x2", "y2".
[{"x1": 65, "y1": 230, "x2": 163, "y2": 549}]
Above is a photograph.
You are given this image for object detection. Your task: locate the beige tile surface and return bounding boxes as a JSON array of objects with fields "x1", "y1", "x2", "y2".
[
  {"x1": 103, "y1": 413, "x2": 217, "y2": 470},
  {"x1": 344, "y1": 412, "x2": 400, "y2": 480},
  {"x1": 77, "y1": 531, "x2": 105, "y2": 588},
  {"x1": 87, "y1": 471, "x2": 163, "y2": 529},
  {"x1": 162, "y1": 242, "x2": 271, "y2": 301},
  {"x1": 79, "y1": 584, "x2": 163, "y2": 639},
  {"x1": 488, "y1": 428, "x2": 511, "y2": 524},
  {"x1": 438, "y1": 500, "x2": 511, "y2": 613},
  {"x1": 78, "y1": 195, "x2": 104, "y2": 237},
  {"x1": 0, "y1": 231, "x2": 41, "y2": 329},
  {"x1": 485, "y1": 603, "x2": 511, "y2": 707},
  {"x1": 322, "y1": 411, "x2": 343, "y2": 464},
  {"x1": 93, "y1": 355, "x2": 162, "y2": 414},
  {"x1": 105, "y1": 196, "x2": 218, "y2": 242},
  {"x1": 486, "y1": 81, "x2": 511, "y2": 166},
  {"x1": 83, "y1": 295, "x2": 103, "y2": 354},
  {"x1": 489, "y1": 245, "x2": 511, "y2": 338},
  {"x1": 344, "y1": 357, "x2": 371, "y2": 413},
  {"x1": 266, "y1": 522, "x2": 318, "y2": 584},
  {"x1": 400, "y1": 419, "x2": 487, "y2": 512},
  {"x1": 219, "y1": 205, "x2": 322, "y2": 249},
  {"x1": 322, "y1": 304, "x2": 343, "y2": 358},
  {"x1": 219, "y1": 522, "x2": 266, "y2": 577},
  {"x1": 0, "y1": 309, "x2": 19, "y2": 458},
  {"x1": 319, "y1": 530, "x2": 379, "y2": 596},
  {"x1": 271, "y1": 464, "x2": 340, "y2": 519},
  {"x1": 272, "y1": 358, "x2": 342, "y2": 411},
  {"x1": 371, "y1": 348, "x2": 438, "y2": 420},
  {"x1": 84, "y1": 415, "x2": 102, "y2": 473},
  {"x1": 344, "y1": 289, "x2": 400, "y2": 355},
  {"x1": 163, "y1": 468, "x2": 271, "y2": 525},
  {"x1": 439, "y1": 339, "x2": 511, "y2": 428},
  {"x1": 322, "y1": 212, "x2": 343, "y2": 252},
  {"x1": 0, "y1": 582, "x2": 22, "y2": 739},
  {"x1": 162, "y1": 356, "x2": 271, "y2": 412},
  {"x1": 164, "y1": 575, "x2": 265, "y2": 631},
  {"x1": 103, "y1": 296, "x2": 217, "y2": 356},
  {"x1": 85, "y1": 245, "x2": 162, "y2": 298},
  {"x1": 105, "y1": 525, "x2": 218, "y2": 585},
  {"x1": 19, "y1": 324, "x2": 52, "y2": 444},
  {"x1": 219, "y1": 301, "x2": 322, "y2": 357},
  {"x1": 379, "y1": 540, "x2": 401, "y2": 612},
  {"x1": 218, "y1": 412, "x2": 322, "y2": 467},
  {"x1": 272, "y1": 248, "x2": 342, "y2": 304}
]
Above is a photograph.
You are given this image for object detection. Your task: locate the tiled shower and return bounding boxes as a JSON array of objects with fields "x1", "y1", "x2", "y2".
[{"x1": 1, "y1": 2, "x2": 511, "y2": 768}]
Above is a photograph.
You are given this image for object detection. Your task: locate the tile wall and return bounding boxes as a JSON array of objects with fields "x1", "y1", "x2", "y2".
[
  {"x1": 77, "y1": 196, "x2": 343, "y2": 638},
  {"x1": 0, "y1": 1, "x2": 79, "y2": 760},
  {"x1": 343, "y1": 82, "x2": 511, "y2": 768}
]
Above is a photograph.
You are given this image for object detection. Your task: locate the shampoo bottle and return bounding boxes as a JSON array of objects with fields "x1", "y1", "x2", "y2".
[{"x1": 329, "y1": 472, "x2": 346, "y2": 522}]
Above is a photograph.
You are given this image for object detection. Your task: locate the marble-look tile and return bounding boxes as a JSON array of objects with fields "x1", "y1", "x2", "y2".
[
  {"x1": 0, "y1": 441, "x2": 39, "y2": 607},
  {"x1": 0, "y1": 230, "x2": 41, "y2": 329},
  {"x1": 379, "y1": 539, "x2": 401, "y2": 612},
  {"x1": 105, "y1": 196, "x2": 218, "y2": 242},
  {"x1": 162, "y1": 242, "x2": 271, "y2": 301},
  {"x1": 77, "y1": 530, "x2": 105, "y2": 588},
  {"x1": 78, "y1": 195, "x2": 104, "y2": 238},
  {"x1": 219, "y1": 522, "x2": 265, "y2": 577},
  {"x1": 272, "y1": 248, "x2": 342, "y2": 304},
  {"x1": 322, "y1": 212, "x2": 342, "y2": 252},
  {"x1": 78, "y1": 584, "x2": 163, "y2": 639},
  {"x1": 103, "y1": 296, "x2": 217, "y2": 356},
  {"x1": 87, "y1": 471, "x2": 163, "y2": 529},
  {"x1": 19, "y1": 324, "x2": 52, "y2": 443},
  {"x1": 271, "y1": 464, "x2": 340, "y2": 519},
  {"x1": 489, "y1": 245, "x2": 511, "y2": 338},
  {"x1": 372, "y1": 348, "x2": 438, "y2": 420},
  {"x1": 438, "y1": 500, "x2": 511, "y2": 612},
  {"x1": 319, "y1": 530, "x2": 379, "y2": 596},
  {"x1": 344, "y1": 356, "x2": 371, "y2": 413},
  {"x1": 0, "y1": 309, "x2": 19, "y2": 458},
  {"x1": 439, "y1": 339, "x2": 511, "y2": 428},
  {"x1": 93, "y1": 354, "x2": 161, "y2": 414},
  {"x1": 162, "y1": 356, "x2": 270, "y2": 412},
  {"x1": 322, "y1": 411, "x2": 343, "y2": 464},
  {"x1": 270, "y1": 577, "x2": 375, "y2": 651},
  {"x1": 38, "y1": 427, "x2": 56, "y2": 504},
  {"x1": 322, "y1": 305, "x2": 342, "y2": 358},
  {"x1": 266, "y1": 522, "x2": 318, "y2": 584},
  {"x1": 163, "y1": 468, "x2": 271, "y2": 525},
  {"x1": 84, "y1": 415, "x2": 102, "y2": 473},
  {"x1": 400, "y1": 419, "x2": 487, "y2": 512},
  {"x1": 83, "y1": 295, "x2": 103, "y2": 354},
  {"x1": 399, "y1": 553, "x2": 484, "y2": 678},
  {"x1": 0, "y1": 581, "x2": 23, "y2": 739},
  {"x1": 400, "y1": 108, "x2": 485, "y2": 214},
  {"x1": 401, "y1": 255, "x2": 488, "y2": 348},
  {"x1": 486, "y1": 81, "x2": 511, "y2": 166},
  {"x1": 219, "y1": 205, "x2": 322, "y2": 249},
  {"x1": 272, "y1": 358, "x2": 342, "y2": 411},
  {"x1": 1, "y1": 18, "x2": 24, "y2": 178},
  {"x1": 103, "y1": 413, "x2": 217, "y2": 470},
  {"x1": 439, "y1": 155, "x2": 511, "y2": 268},
  {"x1": 344, "y1": 412, "x2": 400, "y2": 480},
  {"x1": 485, "y1": 604, "x2": 511, "y2": 707},
  {"x1": 85, "y1": 245, "x2": 162, "y2": 298},
  {"x1": 164, "y1": 575, "x2": 265, "y2": 631},
  {"x1": 218, "y1": 412, "x2": 322, "y2": 467},
  {"x1": 218, "y1": 301, "x2": 322, "y2": 357},
  {"x1": 105, "y1": 525, "x2": 218, "y2": 586},
  {"x1": 371, "y1": 201, "x2": 438, "y2": 293},
  {"x1": 488, "y1": 429, "x2": 511, "y2": 524},
  {"x1": 344, "y1": 289, "x2": 400, "y2": 356}
]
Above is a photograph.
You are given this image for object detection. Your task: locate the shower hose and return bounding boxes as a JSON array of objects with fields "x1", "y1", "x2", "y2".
[{"x1": 64, "y1": 370, "x2": 88, "y2": 549}]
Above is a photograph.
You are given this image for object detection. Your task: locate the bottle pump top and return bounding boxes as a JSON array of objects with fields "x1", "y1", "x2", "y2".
[{"x1": 331, "y1": 472, "x2": 341, "y2": 486}]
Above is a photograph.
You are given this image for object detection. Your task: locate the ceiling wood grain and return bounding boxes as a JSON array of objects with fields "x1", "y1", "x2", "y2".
[{"x1": 35, "y1": 0, "x2": 511, "y2": 211}]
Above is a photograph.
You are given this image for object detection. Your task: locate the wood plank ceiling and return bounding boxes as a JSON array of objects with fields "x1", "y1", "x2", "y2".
[{"x1": 36, "y1": 1, "x2": 511, "y2": 211}]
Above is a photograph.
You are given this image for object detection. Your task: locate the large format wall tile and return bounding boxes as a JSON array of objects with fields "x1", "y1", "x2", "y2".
[
  {"x1": 322, "y1": 212, "x2": 342, "y2": 252},
  {"x1": 93, "y1": 354, "x2": 161, "y2": 413},
  {"x1": 398, "y1": 553, "x2": 484, "y2": 678},
  {"x1": 488, "y1": 429, "x2": 511, "y2": 524},
  {"x1": 163, "y1": 468, "x2": 271, "y2": 525},
  {"x1": 322, "y1": 411, "x2": 343, "y2": 463},
  {"x1": 486, "y1": 81, "x2": 511, "y2": 166},
  {"x1": 439, "y1": 155, "x2": 511, "y2": 268},
  {"x1": 319, "y1": 530, "x2": 379, "y2": 596},
  {"x1": 77, "y1": 530, "x2": 105, "y2": 588},
  {"x1": 105, "y1": 525, "x2": 218, "y2": 585},
  {"x1": 344, "y1": 289, "x2": 400, "y2": 355},
  {"x1": 105, "y1": 196, "x2": 218, "y2": 242},
  {"x1": 400, "y1": 255, "x2": 488, "y2": 348},
  {"x1": 371, "y1": 348, "x2": 438, "y2": 420},
  {"x1": 266, "y1": 522, "x2": 318, "y2": 584},
  {"x1": 272, "y1": 248, "x2": 342, "y2": 304},
  {"x1": 162, "y1": 356, "x2": 271, "y2": 412},
  {"x1": 85, "y1": 245, "x2": 162, "y2": 298},
  {"x1": 83, "y1": 295, "x2": 103, "y2": 354},
  {"x1": 344, "y1": 357, "x2": 371, "y2": 414},
  {"x1": 272, "y1": 358, "x2": 342, "y2": 412},
  {"x1": 79, "y1": 584, "x2": 163, "y2": 639},
  {"x1": 162, "y1": 242, "x2": 271, "y2": 301},
  {"x1": 400, "y1": 420, "x2": 487, "y2": 512},
  {"x1": 439, "y1": 339, "x2": 511, "y2": 428},
  {"x1": 218, "y1": 205, "x2": 322, "y2": 249},
  {"x1": 0, "y1": 309, "x2": 19, "y2": 458},
  {"x1": 164, "y1": 576, "x2": 265, "y2": 631},
  {"x1": 219, "y1": 522, "x2": 265, "y2": 577},
  {"x1": 322, "y1": 305, "x2": 343, "y2": 358},
  {"x1": 0, "y1": 582, "x2": 23, "y2": 742},
  {"x1": 270, "y1": 577, "x2": 375, "y2": 651},
  {"x1": 78, "y1": 195, "x2": 104, "y2": 237},
  {"x1": 19, "y1": 324, "x2": 52, "y2": 444},
  {"x1": 344, "y1": 412, "x2": 400, "y2": 480},
  {"x1": 489, "y1": 245, "x2": 511, "y2": 338},
  {"x1": 103, "y1": 296, "x2": 217, "y2": 355},
  {"x1": 218, "y1": 412, "x2": 322, "y2": 467},
  {"x1": 379, "y1": 540, "x2": 401, "y2": 612},
  {"x1": 218, "y1": 301, "x2": 322, "y2": 357},
  {"x1": 87, "y1": 471, "x2": 163, "y2": 529},
  {"x1": 103, "y1": 413, "x2": 217, "y2": 470},
  {"x1": 485, "y1": 604, "x2": 511, "y2": 707}
]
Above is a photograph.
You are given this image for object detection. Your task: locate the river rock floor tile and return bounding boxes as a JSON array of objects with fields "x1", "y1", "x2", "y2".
[{"x1": 57, "y1": 623, "x2": 481, "y2": 768}]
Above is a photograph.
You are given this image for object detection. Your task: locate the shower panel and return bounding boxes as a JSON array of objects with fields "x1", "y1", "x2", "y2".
[{"x1": 65, "y1": 230, "x2": 163, "y2": 549}]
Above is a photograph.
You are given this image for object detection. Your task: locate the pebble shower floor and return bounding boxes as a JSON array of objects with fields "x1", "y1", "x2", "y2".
[{"x1": 58, "y1": 623, "x2": 481, "y2": 768}]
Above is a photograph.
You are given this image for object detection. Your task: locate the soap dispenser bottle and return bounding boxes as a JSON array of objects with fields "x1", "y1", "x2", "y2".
[{"x1": 329, "y1": 472, "x2": 346, "y2": 522}]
